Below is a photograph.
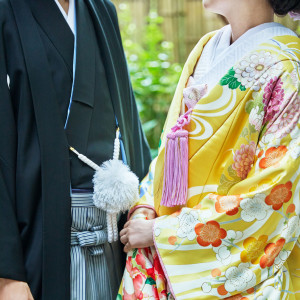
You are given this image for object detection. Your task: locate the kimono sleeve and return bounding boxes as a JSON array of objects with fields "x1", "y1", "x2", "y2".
[
  {"x1": 0, "y1": 11, "x2": 26, "y2": 281},
  {"x1": 153, "y1": 66, "x2": 300, "y2": 299},
  {"x1": 128, "y1": 158, "x2": 157, "y2": 219}
]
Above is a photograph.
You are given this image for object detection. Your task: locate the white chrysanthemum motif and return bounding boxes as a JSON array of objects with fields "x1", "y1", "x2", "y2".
[
  {"x1": 256, "y1": 286, "x2": 281, "y2": 300},
  {"x1": 224, "y1": 262, "x2": 256, "y2": 293},
  {"x1": 240, "y1": 193, "x2": 270, "y2": 222},
  {"x1": 282, "y1": 216, "x2": 300, "y2": 242},
  {"x1": 201, "y1": 282, "x2": 212, "y2": 293},
  {"x1": 214, "y1": 245, "x2": 231, "y2": 265},
  {"x1": 249, "y1": 106, "x2": 264, "y2": 131},
  {"x1": 234, "y1": 51, "x2": 282, "y2": 91},
  {"x1": 177, "y1": 209, "x2": 199, "y2": 240}
]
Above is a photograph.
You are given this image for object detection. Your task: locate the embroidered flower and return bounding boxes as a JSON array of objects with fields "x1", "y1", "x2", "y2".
[
  {"x1": 240, "y1": 193, "x2": 270, "y2": 222},
  {"x1": 132, "y1": 267, "x2": 147, "y2": 299},
  {"x1": 259, "y1": 146, "x2": 287, "y2": 169},
  {"x1": 201, "y1": 282, "x2": 212, "y2": 293},
  {"x1": 232, "y1": 142, "x2": 256, "y2": 179},
  {"x1": 214, "y1": 245, "x2": 232, "y2": 265},
  {"x1": 234, "y1": 51, "x2": 282, "y2": 91},
  {"x1": 224, "y1": 262, "x2": 256, "y2": 293},
  {"x1": 168, "y1": 236, "x2": 177, "y2": 245},
  {"x1": 217, "y1": 285, "x2": 229, "y2": 297},
  {"x1": 267, "y1": 95, "x2": 300, "y2": 139},
  {"x1": 195, "y1": 221, "x2": 227, "y2": 247},
  {"x1": 211, "y1": 268, "x2": 222, "y2": 277},
  {"x1": 256, "y1": 286, "x2": 281, "y2": 300},
  {"x1": 212, "y1": 195, "x2": 242, "y2": 216},
  {"x1": 274, "y1": 249, "x2": 291, "y2": 270},
  {"x1": 259, "y1": 238, "x2": 285, "y2": 268},
  {"x1": 262, "y1": 77, "x2": 285, "y2": 124},
  {"x1": 265, "y1": 181, "x2": 292, "y2": 210},
  {"x1": 177, "y1": 209, "x2": 199, "y2": 241},
  {"x1": 240, "y1": 235, "x2": 268, "y2": 264},
  {"x1": 249, "y1": 106, "x2": 264, "y2": 131},
  {"x1": 183, "y1": 83, "x2": 208, "y2": 110}
]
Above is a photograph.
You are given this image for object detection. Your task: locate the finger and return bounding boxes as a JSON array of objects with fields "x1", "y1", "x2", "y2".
[
  {"x1": 124, "y1": 243, "x2": 132, "y2": 253},
  {"x1": 120, "y1": 234, "x2": 128, "y2": 245},
  {"x1": 124, "y1": 220, "x2": 131, "y2": 228},
  {"x1": 119, "y1": 228, "x2": 128, "y2": 237}
]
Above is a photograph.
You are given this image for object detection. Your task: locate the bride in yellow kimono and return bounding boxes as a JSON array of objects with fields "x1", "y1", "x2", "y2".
[{"x1": 119, "y1": 0, "x2": 300, "y2": 299}]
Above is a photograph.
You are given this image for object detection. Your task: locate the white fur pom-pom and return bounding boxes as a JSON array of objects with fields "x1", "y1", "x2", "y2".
[{"x1": 92, "y1": 159, "x2": 139, "y2": 214}]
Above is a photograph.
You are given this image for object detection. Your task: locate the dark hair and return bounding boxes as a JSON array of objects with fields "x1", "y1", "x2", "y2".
[{"x1": 268, "y1": 0, "x2": 300, "y2": 16}]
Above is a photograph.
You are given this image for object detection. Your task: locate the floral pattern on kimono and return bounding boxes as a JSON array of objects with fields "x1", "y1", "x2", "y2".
[{"x1": 119, "y1": 32, "x2": 300, "y2": 300}]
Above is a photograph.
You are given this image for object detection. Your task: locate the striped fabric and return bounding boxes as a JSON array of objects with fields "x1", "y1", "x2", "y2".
[{"x1": 70, "y1": 192, "x2": 112, "y2": 300}]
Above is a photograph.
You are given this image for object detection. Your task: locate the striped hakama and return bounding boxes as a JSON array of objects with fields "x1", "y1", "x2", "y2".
[{"x1": 70, "y1": 192, "x2": 112, "y2": 300}]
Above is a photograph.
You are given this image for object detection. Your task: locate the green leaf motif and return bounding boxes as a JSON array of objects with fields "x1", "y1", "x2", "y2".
[
  {"x1": 239, "y1": 85, "x2": 246, "y2": 91},
  {"x1": 241, "y1": 127, "x2": 249, "y2": 138},
  {"x1": 220, "y1": 68, "x2": 244, "y2": 91},
  {"x1": 245, "y1": 100, "x2": 254, "y2": 114},
  {"x1": 228, "y1": 165, "x2": 240, "y2": 181},
  {"x1": 218, "y1": 174, "x2": 237, "y2": 195},
  {"x1": 116, "y1": 295, "x2": 122, "y2": 300},
  {"x1": 145, "y1": 277, "x2": 156, "y2": 286},
  {"x1": 132, "y1": 248, "x2": 138, "y2": 259}
]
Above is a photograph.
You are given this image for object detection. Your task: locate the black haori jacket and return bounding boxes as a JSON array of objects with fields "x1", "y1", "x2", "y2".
[{"x1": 0, "y1": 0, "x2": 151, "y2": 299}]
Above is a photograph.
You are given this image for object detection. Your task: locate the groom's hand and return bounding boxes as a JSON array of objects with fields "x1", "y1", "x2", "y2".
[
  {"x1": 130, "y1": 207, "x2": 156, "y2": 220},
  {"x1": 0, "y1": 278, "x2": 34, "y2": 300},
  {"x1": 120, "y1": 219, "x2": 155, "y2": 252}
]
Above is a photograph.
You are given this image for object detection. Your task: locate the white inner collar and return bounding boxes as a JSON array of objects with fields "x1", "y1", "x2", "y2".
[{"x1": 54, "y1": 0, "x2": 75, "y2": 34}]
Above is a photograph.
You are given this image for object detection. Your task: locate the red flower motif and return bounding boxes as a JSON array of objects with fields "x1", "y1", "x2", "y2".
[
  {"x1": 195, "y1": 221, "x2": 227, "y2": 247},
  {"x1": 132, "y1": 267, "x2": 147, "y2": 299},
  {"x1": 214, "y1": 195, "x2": 242, "y2": 216},
  {"x1": 259, "y1": 146, "x2": 287, "y2": 169},
  {"x1": 265, "y1": 181, "x2": 292, "y2": 210},
  {"x1": 259, "y1": 238, "x2": 285, "y2": 268},
  {"x1": 136, "y1": 249, "x2": 147, "y2": 270}
]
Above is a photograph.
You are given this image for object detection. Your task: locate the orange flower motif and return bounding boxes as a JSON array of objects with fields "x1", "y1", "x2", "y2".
[
  {"x1": 168, "y1": 236, "x2": 177, "y2": 245},
  {"x1": 211, "y1": 268, "x2": 222, "y2": 278},
  {"x1": 217, "y1": 285, "x2": 228, "y2": 296},
  {"x1": 214, "y1": 195, "x2": 242, "y2": 216},
  {"x1": 240, "y1": 235, "x2": 268, "y2": 264},
  {"x1": 195, "y1": 221, "x2": 227, "y2": 247},
  {"x1": 286, "y1": 203, "x2": 296, "y2": 214},
  {"x1": 259, "y1": 146, "x2": 287, "y2": 169},
  {"x1": 260, "y1": 238, "x2": 285, "y2": 268},
  {"x1": 225, "y1": 294, "x2": 249, "y2": 300},
  {"x1": 265, "y1": 181, "x2": 292, "y2": 210}
]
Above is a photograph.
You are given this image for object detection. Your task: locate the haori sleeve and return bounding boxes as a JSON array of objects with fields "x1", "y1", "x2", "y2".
[
  {"x1": 153, "y1": 64, "x2": 300, "y2": 299},
  {"x1": 128, "y1": 158, "x2": 157, "y2": 219},
  {"x1": 0, "y1": 7, "x2": 26, "y2": 281}
]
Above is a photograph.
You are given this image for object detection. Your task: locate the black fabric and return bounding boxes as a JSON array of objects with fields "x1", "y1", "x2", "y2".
[{"x1": 0, "y1": 0, "x2": 151, "y2": 299}]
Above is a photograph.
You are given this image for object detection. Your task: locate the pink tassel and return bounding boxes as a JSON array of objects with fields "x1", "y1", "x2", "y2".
[
  {"x1": 161, "y1": 83, "x2": 208, "y2": 207},
  {"x1": 161, "y1": 129, "x2": 189, "y2": 207}
]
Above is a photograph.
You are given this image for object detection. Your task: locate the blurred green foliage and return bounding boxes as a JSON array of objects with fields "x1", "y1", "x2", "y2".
[{"x1": 118, "y1": 4, "x2": 182, "y2": 157}]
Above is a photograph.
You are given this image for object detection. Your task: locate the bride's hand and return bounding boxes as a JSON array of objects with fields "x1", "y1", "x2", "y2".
[{"x1": 120, "y1": 219, "x2": 155, "y2": 252}]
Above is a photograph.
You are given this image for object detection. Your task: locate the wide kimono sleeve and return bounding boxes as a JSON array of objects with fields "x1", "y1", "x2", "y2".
[
  {"x1": 0, "y1": 6, "x2": 26, "y2": 281},
  {"x1": 128, "y1": 158, "x2": 158, "y2": 219},
  {"x1": 153, "y1": 65, "x2": 300, "y2": 299}
]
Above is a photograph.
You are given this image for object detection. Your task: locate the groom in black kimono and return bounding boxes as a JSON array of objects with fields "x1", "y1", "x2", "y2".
[{"x1": 0, "y1": 0, "x2": 151, "y2": 299}]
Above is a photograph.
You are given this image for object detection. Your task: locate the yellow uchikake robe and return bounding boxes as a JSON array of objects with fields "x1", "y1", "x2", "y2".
[{"x1": 123, "y1": 31, "x2": 300, "y2": 299}]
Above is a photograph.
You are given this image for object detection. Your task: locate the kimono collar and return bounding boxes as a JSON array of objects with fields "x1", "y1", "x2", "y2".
[{"x1": 193, "y1": 22, "x2": 297, "y2": 93}]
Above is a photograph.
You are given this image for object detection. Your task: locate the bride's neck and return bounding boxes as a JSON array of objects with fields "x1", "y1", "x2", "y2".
[{"x1": 226, "y1": 2, "x2": 274, "y2": 43}]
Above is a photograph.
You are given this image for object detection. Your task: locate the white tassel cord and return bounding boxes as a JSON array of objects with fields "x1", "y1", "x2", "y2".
[{"x1": 69, "y1": 127, "x2": 139, "y2": 243}]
